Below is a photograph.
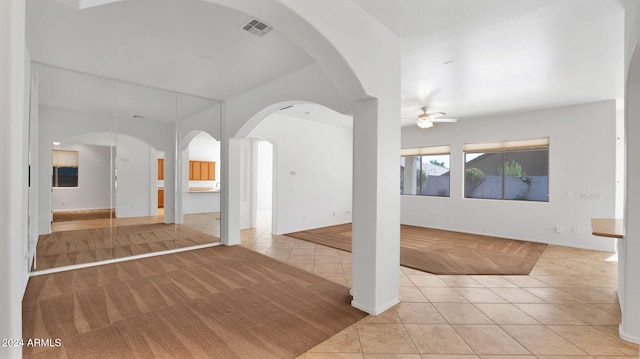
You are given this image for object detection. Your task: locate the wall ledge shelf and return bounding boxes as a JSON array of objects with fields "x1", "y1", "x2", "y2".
[
  {"x1": 591, "y1": 218, "x2": 623, "y2": 239},
  {"x1": 188, "y1": 187, "x2": 220, "y2": 193}
]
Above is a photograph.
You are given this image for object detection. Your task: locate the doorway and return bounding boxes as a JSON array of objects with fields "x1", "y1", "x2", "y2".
[{"x1": 255, "y1": 139, "x2": 274, "y2": 234}]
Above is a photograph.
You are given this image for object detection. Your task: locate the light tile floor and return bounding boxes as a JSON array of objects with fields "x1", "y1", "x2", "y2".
[{"x1": 239, "y1": 222, "x2": 639, "y2": 359}]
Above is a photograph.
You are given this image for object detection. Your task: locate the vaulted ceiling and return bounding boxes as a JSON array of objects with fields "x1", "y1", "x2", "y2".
[{"x1": 27, "y1": 0, "x2": 624, "y2": 125}]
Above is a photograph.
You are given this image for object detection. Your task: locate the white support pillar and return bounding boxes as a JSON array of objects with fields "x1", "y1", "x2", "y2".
[
  {"x1": 220, "y1": 137, "x2": 241, "y2": 246},
  {"x1": 1, "y1": 0, "x2": 26, "y2": 358},
  {"x1": 403, "y1": 157, "x2": 417, "y2": 195},
  {"x1": 163, "y1": 148, "x2": 176, "y2": 224},
  {"x1": 351, "y1": 97, "x2": 401, "y2": 315},
  {"x1": 621, "y1": 59, "x2": 640, "y2": 344},
  {"x1": 176, "y1": 147, "x2": 190, "y2": 224}
]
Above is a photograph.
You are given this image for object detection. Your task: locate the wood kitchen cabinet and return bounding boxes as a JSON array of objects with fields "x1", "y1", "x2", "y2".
[
  {"x1": 157, "y1": 158, "x2": 164, "y2": 180},
  {"x1": 188, "y1": 160, "x2": 215, "y2": 180},
  {"x1": 208, "y1": 162, "x2": 215, "y2": 180},
  {"x1": 158, "y1": 188, "x2": 164, "y2": 208},
  {"x1": 191, "y1": 161, "x2": 201, "y2": 180}
]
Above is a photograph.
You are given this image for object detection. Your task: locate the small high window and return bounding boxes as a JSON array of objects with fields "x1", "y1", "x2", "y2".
[
  {"x1": 400, "y1": 145, "x2": 450, "y2": 197},
  {"x1": 52, "y1": 150, "x2": 79, "y2": 187}
]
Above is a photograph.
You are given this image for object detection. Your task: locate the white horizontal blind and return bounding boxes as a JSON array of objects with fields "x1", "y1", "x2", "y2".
[
  {"x1": 52, "y1": 150, "x2": 78, "y2": 167},
  {"x1": 463, "y1": 137, "x2": 549, "y2": 152},
  {"x1": 401, "y1": 145, "x2": 450, "y2": 156}
]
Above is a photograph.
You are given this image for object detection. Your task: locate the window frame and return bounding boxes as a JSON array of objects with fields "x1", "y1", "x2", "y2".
[
  {"x1": 463, "y1": 138, "x2": 549, "y2": 202},
  {"x1": 400, "y1": 145, "x2": 451, "y2": 198},
  {"x1": 52, "y1": 149, "x2": 79, "y2": 188}
]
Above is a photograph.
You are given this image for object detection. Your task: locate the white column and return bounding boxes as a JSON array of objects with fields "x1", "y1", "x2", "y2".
[
  {"x1": 220, "y1": 137, "x2": 241, "y2": 245},
  {"x1": 622, "y1": 73, "x2": 640, "y2": 344},
  {"x1": 403, "y1": 157, "x2": 417, "y2": 195},
  {"x1": 351, "y1": 97, "x2": 401, "y2": 315},
  {"x1": 177, "y1": 148, "x2": 190, "y2": 223},
  {"x1": 163, "y1": 148, "x2": 176, "y2": 224},
  {"x1": 0, "y1": 0, "x2": 26, "y2": 357}
]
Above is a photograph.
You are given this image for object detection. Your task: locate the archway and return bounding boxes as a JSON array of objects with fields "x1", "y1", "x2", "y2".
[
  {"x1": 243, "y1": 102, "x2": 353, "y2": 237},
  {"x1": 49, "y1": 131, "x2": 165, "y2": 226},
  {"x1": 210, "y1": 1, "x2": 402, "y2": 315},
  {"x1": 178, "y1": 130, "x2": 222, "y2": 239}
]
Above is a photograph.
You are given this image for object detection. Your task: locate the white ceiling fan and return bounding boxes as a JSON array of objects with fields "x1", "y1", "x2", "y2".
[{"x1": 413, "y1": 106, "x2": 458, "y2": 129}]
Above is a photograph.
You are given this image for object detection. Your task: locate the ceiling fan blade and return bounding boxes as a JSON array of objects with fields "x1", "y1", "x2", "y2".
[{"x1": 432, "y1": 118, "x2": 458, "y2": 123}]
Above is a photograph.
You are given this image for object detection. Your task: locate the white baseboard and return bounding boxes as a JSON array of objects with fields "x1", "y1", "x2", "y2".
[
  {"x1": 617, "y1": 286, "x2": 624, "y2": 310},
  {"x1": 619, "y1": 324, "x2": 640, "y2": 344},
  {"x1": 352, "y1": 296, "x2": 400, "y2": 316}
]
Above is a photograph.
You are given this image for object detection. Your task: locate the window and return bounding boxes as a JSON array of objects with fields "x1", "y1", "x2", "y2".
[
  {"x1": 52, "y1": 150, "x2": 79, "y2": 187},
  {"x1": 401, "y1": 145, "x2": 450, "y2": 197},
  {"x1": 464, "y1": 138, "x2": 549, "y2": 202}
]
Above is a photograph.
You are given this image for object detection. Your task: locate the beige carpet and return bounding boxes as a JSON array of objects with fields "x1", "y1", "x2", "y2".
[
  {"x1": 286, "y1": 223, "x2": 547, "y2": 275},
  {"x1": 23, "y1": 245, "x2": 366, "y2": 358}
]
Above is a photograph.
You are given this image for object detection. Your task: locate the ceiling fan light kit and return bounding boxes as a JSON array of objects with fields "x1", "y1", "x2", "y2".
[
  {"x1": 415, "y1": 106, "x2": 457, "y2": 129},
  {"x1": 416, "y1": 117, "x2": 434, "y2": 129}
]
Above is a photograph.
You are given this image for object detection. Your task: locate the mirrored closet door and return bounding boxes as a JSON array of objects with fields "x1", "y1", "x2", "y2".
[{"x1": 31, "y1": 63, "x2": 223, "y2": 272}]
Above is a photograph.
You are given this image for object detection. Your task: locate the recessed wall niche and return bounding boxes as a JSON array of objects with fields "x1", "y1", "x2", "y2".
[{"x1": 31, "y1": 63, "x2": 223, "y2": 271}]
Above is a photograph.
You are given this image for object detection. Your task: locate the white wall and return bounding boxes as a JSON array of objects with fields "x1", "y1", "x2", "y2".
[
  {"x1": 115, "y1": 135, "x2": 158, "y2": 218},
  {"x1": 247, "y1": 112, "x2": 353, "y2": 234},
  {"x1": 185, "y1": 192, "x2": 220, "y2": 214},
  {"x1": 52, "y1": 143, "x2": 111, "y2": 211},
  {"x1": 0, "y1": 0, "x2": 26, "y2": 355},
  {"x1": 621, "y1": 0, "x2": 640, "y2": 344},
  {"x1": 179, "y1": 104, "x2": 222, "y2": 143},
  {"x1": 256, "y1": 140, "x2": 273, "y2": 212},
  {"x1": 401, "y1": 100, "x2": 617, "y2": 252},
  {"x1": 27, "y1": 56, "x2": 39, "y2": 277},
  {"x1": 623, "y1": 52, "x2": 640, "y2": 343}
]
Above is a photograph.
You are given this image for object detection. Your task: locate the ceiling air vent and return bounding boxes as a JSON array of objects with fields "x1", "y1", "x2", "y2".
[{"x1": 242, "y1": 17, "x2": 273, "y2": 37}]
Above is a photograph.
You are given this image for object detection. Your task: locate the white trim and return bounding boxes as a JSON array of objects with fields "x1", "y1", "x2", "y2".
[
  {"x1": 352, "y1": 297, "x2": 400, "y2": 316},
  {"x1": 618, "y1": 287, "x2": 624, "y2": 310},
  {"x1": 30, "y1": 242, "x2": 222, "y2": 276},
  {"x1": 619, "y1": 324, "x2": 640, "y2": 344}
]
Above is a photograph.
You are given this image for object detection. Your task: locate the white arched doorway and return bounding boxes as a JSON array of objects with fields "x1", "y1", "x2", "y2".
[
  {"x1": 49, "y1": 131, "x2": 166, "y2": 227},
  {"x1": 243, "y1": 102, "x2": 354, "y2": 239},
  {"x1": 178, "y1": 130, "x2": 222, "y2": 239},
  {"x1": 253, "y1": 139, "x2": 274, "y2": 233},
  {"x1": 210, "y1": 1, "x2": 402, "y2": 315}
]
